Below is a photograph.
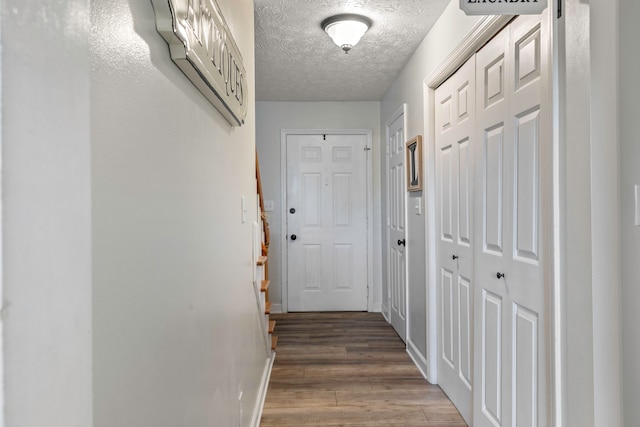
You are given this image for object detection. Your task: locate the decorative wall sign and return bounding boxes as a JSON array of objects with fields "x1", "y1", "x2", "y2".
[
  {"x1": 151, "y1": 0, "x2": 248, "y2": 126},
  {"x1": 406, "y1": 135, "x2": 423, "y2": 192},
  {"x1": 460, "y1": 0, "x2": 548, "y2": 16}
]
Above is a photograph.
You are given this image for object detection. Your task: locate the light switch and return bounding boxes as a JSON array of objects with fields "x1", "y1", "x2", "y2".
[
  {"x1": 264, "y1": 200, "x2": 275, "y2": 212},
  {"x1": 635, "y1": 185, "x2": 640, "y2": 227},
  {"x1": 241, "y1": 196, "x2": 248, "y2": 223},
  {"x1": 415, "y1": 197, "x2": 422, "y2": 215}
]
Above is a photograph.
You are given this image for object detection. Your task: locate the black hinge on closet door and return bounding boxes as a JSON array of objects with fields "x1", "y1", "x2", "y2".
[{"x1": 557, "y1": 0, "x2": 562, "y2": 18}]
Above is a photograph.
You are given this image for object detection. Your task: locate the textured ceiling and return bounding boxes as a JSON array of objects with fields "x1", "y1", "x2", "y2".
[{"x1": 254, "y1": 0, "x2": 450, "y2": 102}]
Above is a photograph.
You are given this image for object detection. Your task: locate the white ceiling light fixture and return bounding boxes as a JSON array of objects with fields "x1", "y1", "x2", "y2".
[{"x1": 321, "y1": 14, "x2": 372, "y2": 54}]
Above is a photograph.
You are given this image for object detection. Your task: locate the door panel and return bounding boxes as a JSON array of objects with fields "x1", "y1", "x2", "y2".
[
  {"x1": 514, "y1": 108, "x2": 540, "y2": 262},
  {"x1": 333, "y1": 244, "x2": 353, "y2": 290},
  {"x1": 287, "y1": 133, "x2": 368, "y2": 311},
  {"x1": 442, "y1": 268, "x2": 454, "y2": 367},
  {"x1": 482, "y1": 289, "x2": 503, "y2": 426},
  {"x1": 458, "y1": 139, "x2": 472, "y2": 246},
  {"x1": 458, "y1": 274, "x2": 472, "y2": 388},
  {"x1": 302, "y1": 173, "x2": 321, "y2": 226},
  {"x1": 435, "y1": 55, "x2": 476, "y2": 424},
  {"x1": 441, "y1": 145, "x2": 454, "y2": 241},
  {"x1": 513, "y1": 304, "x2": 538, "y2": 427},
  {"x1": 484, "y1": 125, "x2": 505, "y2": 255},
  {"x1": 333, "y1": 173, "x2": 352, "y2": 226},
  {"x1": 473, "y1": 11, "x2": 550, "y2": 427},
  {"x1": 302, "y1": 245, "x2": 321, "y2": 291},
  {"x1": 387, "y1": 113, "x2": 407, "y2": 340}
]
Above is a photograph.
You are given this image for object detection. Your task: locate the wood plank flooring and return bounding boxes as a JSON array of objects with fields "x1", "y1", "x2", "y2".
[{"x1": 261, "y1": 312, "x2": 467, "y2": 427}]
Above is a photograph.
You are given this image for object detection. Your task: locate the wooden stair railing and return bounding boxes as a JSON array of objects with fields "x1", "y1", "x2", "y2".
[{"x1": 256, "y1": 150, "x2": 276, "y2": 351}]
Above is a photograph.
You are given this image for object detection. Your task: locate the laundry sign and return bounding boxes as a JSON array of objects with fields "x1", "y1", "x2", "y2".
[
  {"x1": 150, "y1": 0, "x2": 248, "y2": 126},
  {"x1": 460, "y1": 0, "x2": 548, "y2": 15}
]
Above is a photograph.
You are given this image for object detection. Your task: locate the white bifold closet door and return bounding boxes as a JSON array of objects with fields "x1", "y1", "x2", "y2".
[
  {"x1": 473, "y1": 11, "x2": 551, "y2": 427},
  {"x1": 435, "y1": 56, "x2": 476, "y2": 424}
]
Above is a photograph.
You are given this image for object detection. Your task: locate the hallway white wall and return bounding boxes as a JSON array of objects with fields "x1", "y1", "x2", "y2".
[
  {"x1": 2, "y1": 0, "x2": 93, "y2": 425},
  {"x1": 255, "y1": 101, "x2": 382, "y2": 313},
  {"x1": 590, "y1": 1, "x2": 622, "y2": 425},
  {"x1": 2, "y1": 0, "x2": 269, "y2": 424},
  {"x1": 90, "y1": 1, "x2": 267, "y2": 426}
]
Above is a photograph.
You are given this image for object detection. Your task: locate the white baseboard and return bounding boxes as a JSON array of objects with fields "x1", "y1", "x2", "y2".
[
  {"x1": 381, "y1": 304, "x2": 390, "y2": 322},
  {"x1": 270, "y1": 302, "x2": 379, "y2": 314},
  {"x1": 249, "y1": 353, "x2": 275, "y2": 427},
  {"x1": 407, "y1": 339, "x2": 431, "y2": 383}
]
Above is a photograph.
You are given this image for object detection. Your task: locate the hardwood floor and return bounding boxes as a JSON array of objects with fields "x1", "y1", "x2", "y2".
[{"x1": 261, "y1": 312, "x2": 467, "y2": 427}]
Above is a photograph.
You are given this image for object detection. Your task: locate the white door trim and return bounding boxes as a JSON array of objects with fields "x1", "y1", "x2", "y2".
[
  {"x1": 384, "y1": 104, "x2": 408, "y2": 326},
  {"x1": 280, "y1": 129, "x2": 374, "y2": 313},
  {"x1": 0, "y1": 30, "x2": 4, "y2": 422}
]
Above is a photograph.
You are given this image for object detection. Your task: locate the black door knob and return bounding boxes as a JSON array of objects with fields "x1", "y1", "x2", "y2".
[
  {"x1": 397, "y1": 239, "x2": 406, "y2": 246},
  {"x1": 289, "y1": 208, "x2": 296, "y2": 214},
  {"x1": 496, "y1": 272, "x2": 505, "y2": 279},
  {"x1": 290, "y1": 234, "x2": 297, "y2": 241},
  {"x1": 452, "y1": 255, "x2": 459, "y2": 260}
]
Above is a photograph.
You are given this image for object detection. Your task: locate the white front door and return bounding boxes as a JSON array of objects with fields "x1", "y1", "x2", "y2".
[
  {"x1": 473, "y1": 12, "x2": 550, "y2": 427},
  {"x1": 286, "y1": 133, "x2": 369, "y2": 312},
  {"x1": 386, "y1": 111, "x2": 407, "y2": 341},
  {"x1": 435, "y1": 56, "x2": 476, "y2": 424}
]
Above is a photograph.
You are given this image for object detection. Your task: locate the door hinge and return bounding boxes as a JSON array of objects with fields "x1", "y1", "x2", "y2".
[
  {"x1": 557, "y1": 0, "x2": 562, "y2": 18},
  {"x1": 364, "y1": 147, "x2": 371, "y2": 151}
]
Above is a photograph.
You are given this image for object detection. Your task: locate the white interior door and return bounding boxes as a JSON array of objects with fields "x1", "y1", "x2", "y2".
[
  {"x1": 286, "y1": 133, "x2": 369, "y2": 312},
  {"x1": 435, "y1": 56, "x2": 475, "y2": 424},
  {"x1": 387, "y1": 112, "x2": 407, "y2": 341},
  {"x1": 473, "y1": 12, "x2": 550, "y2": 427}
]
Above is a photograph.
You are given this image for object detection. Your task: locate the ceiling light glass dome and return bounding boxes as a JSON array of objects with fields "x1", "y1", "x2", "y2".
[{"x1": 321, "y1": 14, "x2": 372, "y2": 53}]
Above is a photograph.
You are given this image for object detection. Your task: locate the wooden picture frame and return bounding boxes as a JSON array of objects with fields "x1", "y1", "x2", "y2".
[{"x1": 406, "y1": 135, "x2": 423, "y2": 192}]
